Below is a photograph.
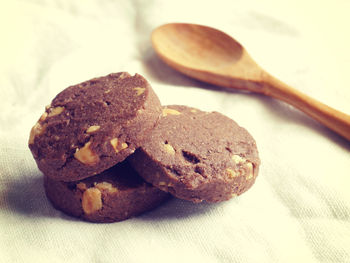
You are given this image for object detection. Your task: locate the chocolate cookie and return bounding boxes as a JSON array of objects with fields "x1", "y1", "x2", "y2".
[
  {"x1": 44, "y1": 160, "x2": 170, "y2": 223},
  {"x1": 29, "y1": 72, "x2": 161, "y2": 182},
  {"x1": 128, "y1": 105, "x2": 260, "y2": 203}
]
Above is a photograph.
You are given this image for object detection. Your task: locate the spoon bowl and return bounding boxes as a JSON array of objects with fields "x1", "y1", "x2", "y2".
[
  {"x1": 153, "y1": 23, "x2": 243, "y2": 71},
  {"x1": 152, "y1": 23, "x2": 350, "y2": 141}
]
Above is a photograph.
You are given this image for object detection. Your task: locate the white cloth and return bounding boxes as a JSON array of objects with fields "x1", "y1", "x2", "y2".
[{"x1": 1, "y1": 0, "x2": 350, "y2": 262}]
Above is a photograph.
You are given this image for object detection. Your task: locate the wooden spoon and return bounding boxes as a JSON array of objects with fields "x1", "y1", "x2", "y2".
[{"x1": 151, "y1": 23, "x2": 350, "y2": 141}]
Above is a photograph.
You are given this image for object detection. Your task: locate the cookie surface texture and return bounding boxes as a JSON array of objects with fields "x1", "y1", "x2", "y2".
[
  {"x1": 29, "y1": 72, "x2": 161, "y2": 181},
  {"x1": 128, "y1": 105, "x2": 260, "y2": 203},
  {"x1": 44, "y1": 160, "x2": 170, "y2": 223}
]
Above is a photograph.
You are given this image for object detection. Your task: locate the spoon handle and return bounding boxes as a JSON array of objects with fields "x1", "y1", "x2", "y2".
[{"x1": 262, "y1": 73, "x2": 350, "y2": 141}]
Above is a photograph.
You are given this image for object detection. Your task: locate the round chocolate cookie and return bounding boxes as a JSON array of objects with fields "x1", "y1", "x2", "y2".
[
  {"x1": 128, "y1": 105, "x2": 260, "y2": 203},
  {"x1": 29, "y1": 72, "x2": 161, "y2": 182},
  {"x1": 44, "y1": 160, "x2": 170, "y2": 223}
]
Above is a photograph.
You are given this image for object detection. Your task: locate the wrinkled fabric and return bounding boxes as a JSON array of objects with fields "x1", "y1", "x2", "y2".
[{"x1": 0, "y1": 0, "x2": 349, "y2": 262}]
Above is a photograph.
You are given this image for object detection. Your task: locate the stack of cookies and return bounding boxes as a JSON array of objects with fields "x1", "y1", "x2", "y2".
[{"x1": 28, "y1": 72, "x2": 260, "y2": 223}]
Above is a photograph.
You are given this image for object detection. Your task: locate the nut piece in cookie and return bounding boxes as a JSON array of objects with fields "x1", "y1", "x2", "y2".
[
  {"x1": 162, "y1": 107, "x2": 181, "y2": 116},
  {"x1": 74, "y1": 141, "x2": 100, "y2": 166},
  {"x1": 82, "y1": 188, "x2": 102, "y2": 214},
  {"x1": 110, "y1": 138, "x2": 128, "y2": 153},
  {"x1": 86, "y1": 125, "x2": 100, "y2": 134},
  {"x1": 29, "y1": 122, "x2": 46, "y2": 145}
]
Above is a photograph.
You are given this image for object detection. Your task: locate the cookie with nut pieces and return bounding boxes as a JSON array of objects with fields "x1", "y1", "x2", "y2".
[
  {"x1": 44, "y1": 160, "x2": 170, "y2": 223},
  {"x1": 128, "y1": 105, "x2": 260, "y2": 203},
  {"x1": 29, "y1": 72, "x2": 162, "y2": 182}
]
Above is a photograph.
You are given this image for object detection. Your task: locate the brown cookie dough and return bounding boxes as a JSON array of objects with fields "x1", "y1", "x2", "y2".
[
  {"x1": 29, "y1": 72, "x2": 161, "y2": 182},
  {"x1": 128, "y1": 105, "x2": 260, "y2": 203},
  {"x1": 44, "y1": 160, "x2": 170, "y2": 223}
]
